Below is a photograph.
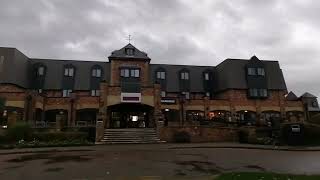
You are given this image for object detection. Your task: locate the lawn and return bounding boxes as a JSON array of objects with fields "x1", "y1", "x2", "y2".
[{"x1": 216, "y1": 172, "x2": 320, "y2": 180}]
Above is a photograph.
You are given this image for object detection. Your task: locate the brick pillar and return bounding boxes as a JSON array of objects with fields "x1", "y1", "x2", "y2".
[
  {"x1": 96, "y1": 82, "x2": 108, "y2": 142},
  {"x1": 279, "y1": 91, "x2": 286, "y2": 121},
  {"x1": 204, "y1": 96, "x2": 209, "y2": 120}
]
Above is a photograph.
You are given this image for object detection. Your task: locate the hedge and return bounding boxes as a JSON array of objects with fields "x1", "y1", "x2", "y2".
[{"x1": 33, "y1": 132, "x2": 88, "y2": 142}]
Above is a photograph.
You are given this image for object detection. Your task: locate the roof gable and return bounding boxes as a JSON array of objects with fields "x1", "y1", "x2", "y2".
[
  {"x1": 286, "y1": 91, "x2": 298, "y2": 101},
  {"x1": 108, "y1": 43, "x2": 150, "y2": 61}
]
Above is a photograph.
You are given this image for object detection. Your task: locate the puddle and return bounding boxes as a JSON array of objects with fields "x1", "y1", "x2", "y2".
[
  {"x1": 174, "y1": 160, "x2": 220, "y2": 175},
  {"x1": 45, "y1": 167, "x2": 64, "y2": 172},
  {"x1": 245, "y1": 165, "x2": 266, "y2": 171},
  {"x1": 7, "y1": 153, "x2": 51, "y2": 163},
  {"x1": 44, "y1": 155, "x2": 92, "y2": 164},
  {"x1": 7, "y1": 153, "x2": 93, "y2": 164}
]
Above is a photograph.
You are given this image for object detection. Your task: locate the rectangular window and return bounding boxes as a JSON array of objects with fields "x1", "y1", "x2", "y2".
[
  {"x1": 124, "y1": 69, "x2": 129, "y2": 77},
  {"x1": 157, "y1": 72, "x2": 161, "y2": 79},
  {"x1": 126, "y1": 48, "x2": 134, "y2": 55},
  {"x1": 248, "y1": 68, "x2": 256, "y2": 75},
  {"x1": 69, "y1": 68, "x2": 74, "y2": 76},
  {"x1": 38, "y1": 67, "x2": 44, "y2": 76},
  {"x1": 181, "y1": 72, "x2": 189, "y2": 80},
  {"x1": 259, "y1": 89, "x2": 268, "y2": 97},
  {"x1": 64, "y1": 68, "x2": 69, "y2": 76},
  {"x1": 157, "y1": 71, "x2": 165, "y2": 79},
  {"x1": 62, "y1": 89, "x2": 72, "y2": 97},
  {"x1": 92, "y1": 69, "x2": 97, "y2": 77},
  {"x1": 64, "y1": 68, "x2": 74, "y2": 77},
  {"x1": 161, "y1": 72, "x2": 165, "y2": 79},
  {"x1": 0, "y1": 56, "x2": 4, "y2": 73},
  {"x1": 249, "y1": 88, "x2": 258, "y2": 97},
  {"x1": 134, "y1": 69, "x2": 139, "y2": 77},
  {"x1": 182, "y1": 92, "x2": 190, "y2": 99},
  {"x1": 91, "y1": 90, "x2": 100, "y2": 96},
  {"x1": 161, "y1": 91, "x2": 166, "y2": 97},
  {"x1": 130, "y1": 69, "x2": 135, "y2": 77},
  {"x1": 204, "y1": 73, "x2": 209, "y2": 80},
  {"x1": 96, "y1": 69, "x2": 101, "y2": 77},
  {"x1": 257, "y1": 68, "x2": 265, "y2": 76}
]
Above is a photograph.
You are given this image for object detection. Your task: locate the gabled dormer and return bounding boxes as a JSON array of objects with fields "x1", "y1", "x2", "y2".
[
  {"x1": 108, "y1": 43, "x2": 151, "y2": 88},
  {"x1": 246, "y1": 56, "x2": 268, "y2": 99},
  {"x1": 108, "y1": 43, "x2": 150, "y2": 61}
]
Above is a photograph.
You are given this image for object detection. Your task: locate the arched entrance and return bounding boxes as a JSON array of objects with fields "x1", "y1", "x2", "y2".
[{"x1": 107, "y1": 103, "x2": 154, "y2": 128}]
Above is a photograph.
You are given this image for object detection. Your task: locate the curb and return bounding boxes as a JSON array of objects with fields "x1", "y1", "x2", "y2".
[{"x1": 1, "y1": 145, "x2": 320, "y2": 155}]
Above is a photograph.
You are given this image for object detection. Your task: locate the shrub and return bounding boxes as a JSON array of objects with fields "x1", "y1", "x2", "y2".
[
  {"x1": 33, "y1": 132, "x2": 88, "y2": 142},
  {"x1": 238, "y1": 128, "x2": 250, "y2": 143},
  {"x1": 6, "y1": 122, "x2": 33, "y2": 142},
  {"x1": 173, "y1": 131, "x2": 191, "y2": 143}
]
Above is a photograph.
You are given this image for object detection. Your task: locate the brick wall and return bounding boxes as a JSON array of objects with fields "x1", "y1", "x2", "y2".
[
  {"x1": 110, "y1": 60, "x2": 150, "y2": 86},
  {"x1": 160, "y1": 126, "x2": 239, "y2": 142}
]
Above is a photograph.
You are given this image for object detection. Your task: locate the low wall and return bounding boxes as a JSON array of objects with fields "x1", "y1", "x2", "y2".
[{"x1": 159, "y1": 126, "x2": 239, "y2": 143}]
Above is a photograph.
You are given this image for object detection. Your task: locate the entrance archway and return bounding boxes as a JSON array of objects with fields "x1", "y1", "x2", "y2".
[{"x1": 107, "y1": 103, "x2": 154, "y2": 128}]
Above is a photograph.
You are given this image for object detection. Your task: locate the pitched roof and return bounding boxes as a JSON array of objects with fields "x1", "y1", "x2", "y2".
[
  {"x1": 30, "y1": 59, "x2": 109, "y2": 90},
  {"x1": 108, "y1": 43, "x2": 151, "y2": 60},
  {"x1": 301, "y1": 92, "x2": 317, "y2": 98},
  {"x1": 214, "y1": 58, "x2": 287, "y2": 92},
  {"x1": 285, "y1": 91, "x2": 298, "y2": 101},
  {"x1": 150, "y1": 64, "x2": 213, "y2": 92}
]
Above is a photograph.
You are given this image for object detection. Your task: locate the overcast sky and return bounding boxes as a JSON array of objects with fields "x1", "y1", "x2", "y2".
[{"x1": 0, "y1": 0, "x2": 319, "y2": 97}]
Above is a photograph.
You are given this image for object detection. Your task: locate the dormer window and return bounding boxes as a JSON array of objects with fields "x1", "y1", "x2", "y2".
[
  {"x1": 180, "y1": 72, "x2": 189, "y2": 80},
  {"x1": 64, "y1": 67, "x2": 74, "y2": 77},
  {"x1": 125, "y1": 48, "x2": 134, "y2": 56},
  {"x1": 204, "y1": 73, "x2": 209, "y2": 80},
  {"x1": 92, "y1": 68, "x2": 101, "y2": 77},
  {"x1": 156, "y1": 71, "x2": 166, "y2": 79},
  {"x1": 257, "y1": 68, "x2": 265, "y2": 76},
  {"x1": 247, "y1": 68, "x2": 256, "y2": 75},
  {"x1": 38, "y1": 66, "x2": 45, "y2": 76}
]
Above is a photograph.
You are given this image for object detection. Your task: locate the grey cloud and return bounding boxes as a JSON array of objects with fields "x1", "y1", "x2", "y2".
[{"x1": 0, "y1": 0, "x2": 319, "y2": 97}]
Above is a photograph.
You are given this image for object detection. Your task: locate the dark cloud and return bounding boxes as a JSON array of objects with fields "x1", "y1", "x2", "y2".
[{"x1": 0, "y1": 0, "x2": 319, "y2": 97}]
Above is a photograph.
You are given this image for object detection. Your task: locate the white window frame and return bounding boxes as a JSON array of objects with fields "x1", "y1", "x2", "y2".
[
  {"x1": 134, "y1": 69, "x2": 140, "y2": 77},
  {"x1": 259, "y1": 89, "x2": 268, "y2": 97},
  {"x1": 182, "y1": 91, "x2": 190, "y2": 99},
  {"x1": 249, "y1": 88, "x2": 258, "y2": 97},
  {"x1": 204, "y1": 73, "x2": 209, "y2": 80},
  {"x1": 257, "y1": 68, "x2": 265, "y2": 76},
  {"x1": 157, "y1": 71, "x2": 166, "y2": 79},
  {"x1": 161, "y1": 91, "x2": 166, "y2": 97},
  {"x1": 248, "y1": 68, "x2": 256, "y2": 76},
  {"x1": 181, "y1": 72, "x2": 189, "y2": 80},
  {"x1": 91, "y1": 89, "x2": 100, "y2": 97},
  {"x1": 62, "y1": 89, "x2": 72, "y2": 97},
  {"x1": 38, "y1": 66, "x2": 44, "y2": 76},
  {"x1": 64, "y1": 67, "x2": 74, "y2": 77}
]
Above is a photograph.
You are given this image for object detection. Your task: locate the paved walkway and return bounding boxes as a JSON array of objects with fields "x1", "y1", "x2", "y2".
[
  {"x1": 1, "y1": 143, "x2": 320, "y2": 179},
  {"x1": 1, "y1": 142, "x2": 320, "y2": 155}
]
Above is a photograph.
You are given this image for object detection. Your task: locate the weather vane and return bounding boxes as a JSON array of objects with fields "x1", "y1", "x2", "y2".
[{"x1": 126, "y1": 34, "x2": 132, "y2": 44}]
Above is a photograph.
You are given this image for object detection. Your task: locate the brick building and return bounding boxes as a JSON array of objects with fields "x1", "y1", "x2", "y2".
[{"x1": 0, "y1": 44, "x2": 307, "y2": 142}]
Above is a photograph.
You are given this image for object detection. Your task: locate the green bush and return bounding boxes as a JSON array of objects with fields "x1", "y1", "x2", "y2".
[
  {"x1": 6, "y1": 122, "x2": 33, "y2": 142},
  {"x1": 310, "y1": 113, "x2": 320, "y2": 124},
  {"x1": 238, "y1": 128, "x2": 250, "y2": 143},
  {"x1": 33, "y1": 132, "x2": 88, "y2": 142},
  {"x1": 173, "y1": 131, "x2": 191, "y2": 143}
]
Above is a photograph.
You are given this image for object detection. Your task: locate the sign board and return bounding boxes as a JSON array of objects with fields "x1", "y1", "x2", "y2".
[
  {"x1": 121, "y1": 93, "x2": 141, "y2": 103},
  {"x1": 161, "y1": 98, "x2": 176, "y2": 104}
]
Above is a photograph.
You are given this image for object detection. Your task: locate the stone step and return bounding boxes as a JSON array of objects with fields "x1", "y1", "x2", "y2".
[{"x1": 100, "y1": 128, "x2": 163, "y2": 144}]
